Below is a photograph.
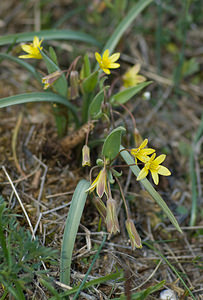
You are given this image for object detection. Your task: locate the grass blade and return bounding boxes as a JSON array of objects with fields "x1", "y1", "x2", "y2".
[
  {"x1": 190, "y1": 112, "x2": 203, "y2": 226},
  {"x1": 0, "y1": 92, "x2": 79, "y2": 126},
  {"x1": 0, "y1": 29, "x2": 100, "y2": 46},
  {"x1": 50, "y1": 271, "x2": 123, "y2": 299},
  {"x1": 120, "y1": 146, "x2": 182, "y2": 233},
  {"x1": 60, "y1": 179, "x2": 90, "y2": 285}
]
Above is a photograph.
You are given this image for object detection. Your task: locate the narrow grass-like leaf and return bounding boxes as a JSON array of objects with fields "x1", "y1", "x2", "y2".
[
  {"x1": 0, "y1": 92, "x2": 79, "y2": 126},
  {"x1": 60, "y1": 180, "x2": 90, "y2": 285},
  {"x1": 120, "y1": 147, "x2": 182, "y2": 233},
  {"x1": 114, "y1": 280, "x2": 165, "y2": 299},
  {"x1": 0, "y1": 53, "x2": 41, "y2": 81},
  {"x1": 50, "y1": 270, "x2": 123, "y2": 299},
  {"x1": 190, "y1": 112, "x2": 203, "y2": 226},
  {"x1": 0, "y1": 30, "x2": 100, "y2": 46},
  {"x1": 110, "y1": 82, "x2": 152, "y2": 105}
]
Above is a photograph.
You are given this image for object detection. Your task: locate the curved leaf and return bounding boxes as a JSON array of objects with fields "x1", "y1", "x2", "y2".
[
  {"x1": 102, "y1": 127, "x2": 126, "y2": 161},
  {"x1": 111, "y1": 81, "x2": 152, "y2": 105},
  {"x1": 0, "y1": 92, "x2": 79, "y2": 126},
  {"x1": 0, "y1": 53, "x2": 41, "y2": 81},
  {"x1": 89, "y1": 86, "x2": 109, "y2": 119},
  {"x1": 0, "y1": 29, "x2": 100, "y2": 46},
  {"x1": 60, "y1": 179, "x2": 90, "y2": 285}
]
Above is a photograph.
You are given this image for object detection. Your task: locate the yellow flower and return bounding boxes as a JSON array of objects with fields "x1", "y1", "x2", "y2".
[
  {"x1": 122, "y1": 64, "x2": 146, "y2": 88},
  {"x1": 137, "y1": 153, "x2": 171, "y2": 185},
  {"x1": 131, "y1": 139, "x2": 155, "y2": 164},
  {"x1": 19, "y1": 36, "x2": 43, "y2": 59},
  {"x1": 95, "y1": 49, "x2": 120, "y2": 74},
  {"x1": 86, "y1": 167, "x2": 107, "y2": 198}
]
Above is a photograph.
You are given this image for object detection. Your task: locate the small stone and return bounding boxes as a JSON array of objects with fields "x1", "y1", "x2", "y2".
[{"x1": 160, "y1": 289, "x2": 176, "y2": 300}]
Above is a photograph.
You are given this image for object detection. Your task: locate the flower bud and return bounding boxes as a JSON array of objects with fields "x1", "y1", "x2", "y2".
[
  {"x1": 82, "y1": 145, "x2": 91, "y2": 167},
  {"x1": 42, "y1": 70, "x2": 62, "y2": 89},
  {"x1": 94, "y1": 197, "x2": 106, "y2": 220},
  {"x1": 106, "y1": 198, "x2": 120, "y2": 237},
  {"x1": 69, "y1": 70, "x2": 79, "y2": 99},
  {"x1": 134, "y1": 128, "x2": 143, "y2": 148},
  {"x1": 125, "y1": 218, "x2": 142, "y2": 250}
]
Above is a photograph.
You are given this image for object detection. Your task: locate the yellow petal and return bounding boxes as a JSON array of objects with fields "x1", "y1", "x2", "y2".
[
  {"x1": 21, "y1": 44, "x2": 34, "y2": 53},
  {"x1": 151, "y1": 170, "x2": 159, "y2": 185},
  {"x1": 141, "y1": 148, "x2": 155, "y2": 155},
  {"x1": 103, "y1": 68, "x2": 111, "y2": 74},
  {"x1": 95, "y1": 52, "x2": 101, "y2": 63},
  {"x1": 109, "y1": 52, "x2": 120, "y2": 62},
  {"x1": 140, "y1": 138, "x2": 148, "y2": 149},
  {"x1": 103, "y1": 49, "x2": 109, "y2": 60},
  {"x1": 18, "y1": 54, "x2": 32, "y2": 59},
  {"x1": 158, "y1": 166, "x2": 171, "y2": 176},
  {"x1": 135, "y1": 75, "x2": 146, "y2": 83},
  {"x1": 108, "y1": 63, "x2": 120, "y2": 69},
  {"x1": 33, "y1": 36, "x2": 40, "y2": 47},
  {"x1": 132, "y1": 64, "x2": 141, "y2": 74},
  {"x1": 154, "y1": 154, "x2": 166, "y2": 165},
  {"x1": 137, "y1": 167, "x2": 148, "y2": 181}
]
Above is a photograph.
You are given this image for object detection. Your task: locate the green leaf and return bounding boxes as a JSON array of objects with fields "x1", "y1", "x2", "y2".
[
  {"x1": 89, "y1": 86, "x2": 109, "y2": 119},
  {"x1": 0, "y1": 92, "x2": 79, "y2": 126},
  {"x1": 0, "y1": 29, "x2": 100, "y2": 46},
  {"x1": 102, "y1": 127, "x2": 126, "y2": 161},
  {"x1": 60, "y1": 180, "x2": 90, "y2": 285},
  {"x1": 49, "y1": 46, "x2": 58, "y2": 65},
  {"x1": 82, "y1": 70, "x2": 99, "y2": 93},
  {"x1": 111, "y1": 82, "x2": 152, "y2": 105},
  {"x1": 0, "y1": 53, "x2": 41, "y2": 81},
  {"x1": 120, "y1": 146, "x2": 182, "y2": 233},
  {"x1": 40, "y1": 50, "x2": 67, "y2": 97}
]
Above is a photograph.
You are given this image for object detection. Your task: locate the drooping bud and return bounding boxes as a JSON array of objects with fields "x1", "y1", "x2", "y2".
[
  {"x1": 42, "y1": 70, "x2": 62, "y2": 90},
  {"x1": 94, "y1": 197, "x2": 106, "y2": 220},
  {"x1": 106, "y1": 198, "x2": 120, "y2": 238},
  {"x1": 125, "y1": 218, "x2": 142, "y2": 250},
  {"x1": 134, "y1": 128, "x2": 143, "y2": 148},
  {"x1": 82, "y1": 145, "x2": 91, "y2": 167},
  {"x1": 69, "y1": 70, "x2": 79, "y2": 99}
]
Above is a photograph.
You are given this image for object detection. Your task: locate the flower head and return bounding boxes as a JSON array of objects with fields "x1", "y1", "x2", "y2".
[
  {"x1": 95, "y1": 49, "x2": 120, "y2": 74},
  {"x1": 137, "y1": 153, "x2": 171, "y2": 185},
  {"x1": 106, "y1": 198, "x2": 120, "y2": 237},
  {"x1": 131, "y1": 139, "x2": 155, "y2": 164},
  {"x1": 86, "y1": 167, "x2": 107, "y2": 198},
  {"x1": 19, "y1": 36, "x2": 43, "y2": 59},
  {"x1": 82, "y1": 145, "x2": 91, "y2": 167},
  {"x1": 42, "y1": 70, "x2": 62, "y2": 89},
  {"x1": 122, "y1": 64, "x2": 146, "y2": 88},
  {"x1": 125, "y1": 218, "x2": 142, "y2": 250}
]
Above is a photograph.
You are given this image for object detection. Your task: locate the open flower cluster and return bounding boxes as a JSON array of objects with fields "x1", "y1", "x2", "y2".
[{"x1": 131, "y1": 139, "x2": 171, "y2": 185}]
